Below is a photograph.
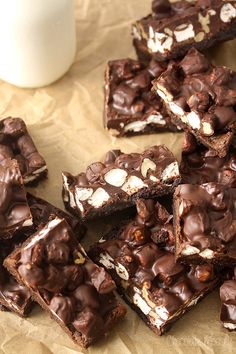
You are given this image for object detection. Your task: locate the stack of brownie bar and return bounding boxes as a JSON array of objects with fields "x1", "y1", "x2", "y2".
[{"x1": 2, "y1": 0, "x2": 236, "y2": 350}]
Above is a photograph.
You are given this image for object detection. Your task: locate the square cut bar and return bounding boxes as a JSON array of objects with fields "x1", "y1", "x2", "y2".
[
  {"x1": 132, "y1": 0, "x2": 236, "y2": 63},
  {"x1": 220, "y1": 268, "x2": 236, "y2": 331},
  {"x1": 180, "y1": 133, "x2": 236, "y2": 186},
  {"x1": 0, "y1": 159, "x2": 32, "y2": 239},
  {"x1": 0, "y1": 194, "x2": 85, "y2": 317},
  {"x1": 153, "y1": 48, "x2": 236, "y2": 157},
  {"x1": 0, "y1": 117, "x2": 47, "y2": 184},
  {"x1": 89, "y1": 198, "x2": 218, "y2": 335},
  {"x1": 4, "y1": 217, "x2": 126, "y2": 348},
  {"x1": 62, "y1": 145, "x2": 181, "y2": 221},
  {"x1": 104, "y1": 58, "x2": 179, "y2": 136},
  {"x1": 174, "y1": 183, "x2": 236, "y2": 264}
]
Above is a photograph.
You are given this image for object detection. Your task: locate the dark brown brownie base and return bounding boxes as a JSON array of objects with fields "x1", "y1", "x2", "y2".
[
  {"x1": 63, "y1": 178, "x2": 181, "y2": 221},
  {"x1": 133, "y1": 20, "x2": 236, "y2": 62},
  {"x1": 106, "y1": 122, "x2": 180, "y2": 137}
]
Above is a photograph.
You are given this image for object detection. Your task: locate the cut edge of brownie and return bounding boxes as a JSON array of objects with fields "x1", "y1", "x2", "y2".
[
  {"x1": 4, "y1": 219, "x2": 126, "y2": 348},
  {"x1": 132, "y1": 14, "x2": 236, "y2": 62},
  {"x1": 63, "y1": 177, "x2": 181, "y2": 221}
]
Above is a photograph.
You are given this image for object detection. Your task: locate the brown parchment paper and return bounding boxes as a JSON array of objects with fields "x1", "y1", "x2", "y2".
[{"x1": 0, "y1": 1, "x2": 236, "y2": 353}]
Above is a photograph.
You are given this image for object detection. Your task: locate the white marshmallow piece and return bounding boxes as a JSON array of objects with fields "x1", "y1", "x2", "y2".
[
  {"x1": 104, "y1": 168, "x2": 127, "y2": 187},
  {"x1": 220, "y1": 3, "x2": 236, "y2": 23},
  {"x1": 174, "y1": 24, "x2": 195, "y2": 42},
  {"x1": 121, "y1": 176, "x2": 147, "y2": 195},
  {"x1": 88, "y1": 188, "x2": 110, "y2": 208}
]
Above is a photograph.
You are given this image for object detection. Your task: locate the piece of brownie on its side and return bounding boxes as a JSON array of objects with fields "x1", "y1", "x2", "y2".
[
  {"x1": 0, "y1": 117, "x2": 47, "y2": 184},
  {"x1": 133, "y1": 0, "x2": 236, "y2": 63},
  {"x1": 4, "y1": 217, "x2": 126, "y2": 348},
  {"x1": 220, "y1": 267, "x2": 236, "y2": 331},
  {"x1": 104, "y1": 58, "x2": 180, "y2": 136},
  {"x1": 89, "y1": 198, "x2": 218, "y2": 336},
  {"x1": 174, "y1": 183, "x2": 236, "y2": 265},
  {"x1": 62, "y1": 145, "x2": 180, "y2": 221},
  {"x1": 153, "y1": 48, "x2": 236, "y2": 157},
  {"x1": 0, "y1": 194, "x2": 86, "y2": 317},
  {"x1": 0, "y1": 159, "x2": 32, "y2": 240},
  {"x1": 180, "y1": 132, "x2": 236, "y2": 186}
]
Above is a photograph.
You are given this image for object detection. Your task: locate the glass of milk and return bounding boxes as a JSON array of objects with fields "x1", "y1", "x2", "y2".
[{"x1": 0, "y1": 0, "x2": 76, "y2": 88}]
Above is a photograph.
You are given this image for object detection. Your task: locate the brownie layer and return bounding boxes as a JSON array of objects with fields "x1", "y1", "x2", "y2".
[
  {"x1": 62, "y1": 145, "x2": 180, "y2": 221},
  {"x1": 133, "y1": 0, "x2": 236, "y2": 61},
  {"x1": 4, "y1": 218, "x2": 126, "y2": 348}
]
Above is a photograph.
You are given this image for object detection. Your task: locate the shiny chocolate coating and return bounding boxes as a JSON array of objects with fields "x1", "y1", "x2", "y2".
[
  {"x1": 62, "y1": 145, "x2": 180, "y2": 221},
  {"x1": 154, "y1": 49, "x2": 236, "y2": 157},
  {"x1": 220, "y1": 269, "x2": 236, "y2": 330},
  {"x1": 180, "y1": 133, "x2": 236, "y2": 186},
  {"x1": 0, "y1": 194, "x2": 85, "y2": 316},
  {"x1": 105, "y1": 58, "x2": 178, "y2": 136},
  {"x1": 0, "y1": 159, "x2": 32, "y2": 239},
  {"x1": 89, "y1": 199, "x2": 218, "y2": 335},
  {"x1": 174, "y1": 183, "x2": 236, "y2": 264},
  {"x1": 0, "y1": 117, "x2": 47, "y2": 184},
  {"x1": 133, "y1": 0, "x2": 236, "y2": 62},
  {"x1": 4, "y1": 218, "x2": 126, "y2": 348}
]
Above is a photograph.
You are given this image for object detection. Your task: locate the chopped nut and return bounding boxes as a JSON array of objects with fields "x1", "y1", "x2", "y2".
[
  {"x1": 74, "y1": 252, "x2": 86, "y2": 265},
  {"x1": 195, "y1": 264, "x2": 214, "y2": 282},
  {"x1": 140, "y1": 158, "x2": 156, "y2": 178}
]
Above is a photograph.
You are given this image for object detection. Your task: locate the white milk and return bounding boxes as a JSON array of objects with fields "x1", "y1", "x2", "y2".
[{"x1": 0, "y1": 0, "x2": 76, "y2": 88}]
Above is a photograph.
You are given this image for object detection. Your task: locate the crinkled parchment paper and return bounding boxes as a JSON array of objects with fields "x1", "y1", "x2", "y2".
[{"x1": 0, "y1": 1, "x2": 236, "y2": 353}]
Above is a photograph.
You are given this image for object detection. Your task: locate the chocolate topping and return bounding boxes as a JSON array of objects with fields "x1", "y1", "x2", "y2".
[
  {"x1": 0, "y1": 117, "x2": 47, "y2": 184},
  {"x1": 4, "y1": 218, "x2": 126, "y2": 348},
  {"x1": 180, "y1": 133, "x2": 236, "y2": 187},
  {"x1": 0, "y1": 193, "x2": 85, "y2": 317},
  {"x1": 133, "y1": 0, "x2": 236, "y2": 62},
  {"x1": 105, "y1": 58, "x2": 178, "y2": 136},
  {"x1": 62, "y1": 145, "x2": 180, "y2": 221},
  {"x1": 154, "y1": 49, "x2": 236, "y2": 156},
  {"x1": 174, "y1": 183, "x2": 236, "y2": 264},
  {"x1": 0, "y1": 159, "x2": 32, "y2": 239},
  {"x1": 220, "y1": 269, "x2": 236, "y2": 328},
  {"x1": 89, "y1": 199, "x2": 218, "y2": 335}
]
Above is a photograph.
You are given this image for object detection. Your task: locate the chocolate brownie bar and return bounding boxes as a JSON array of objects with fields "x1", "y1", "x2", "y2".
[
  {"x1": 104, "y1": 58, "x2": 179, "y2": 136},
  {"x1": 174, "y1": 183, "x2": 236, "y2": 264},
  {"x1": 4, "y1": 217, "x2": 126, "y2": 348},
  {"x1": 133, "y1": 0, "x2": 236, "y2": 62},
  {"x1": 0, "y1": 159, "x2": 32, "y2": 239},
  {"x1": 89, "y1": 198, "x2": 218, "y2": 335},
  {"x1": 153, "y1": 49, "x2": 236, "y2": 157},
  {"x1": 180, "y1": 133, "x2": 236, "y2": 186},
  {"x1": 62, "y1": 145, "x2": 180, "y2": 221},
  {"x1": 220, "y1": 267, "x2": 236, "y2": 331},
  {"x1": 0, "y1": 117, "x2": 47, "y2": 184},
  {"x1": 0, "y1": 194, "x2": 85, "y2": 317}
]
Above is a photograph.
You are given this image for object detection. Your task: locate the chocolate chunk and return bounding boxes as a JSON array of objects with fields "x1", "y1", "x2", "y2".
[
  {"x1": 180, "y1": 133, "x2": 236, "y2": 187},
  {"x1": 4, "y1": 218, "x2": 126, "y2": 348},
  {"x1": 0, "y1": 117, "x2": 47, "y2": 184},
  {"x1": 89, "y1": 198, "x2": 218, "y2": 336},
  {"x1": 0, "y1": 193, "x2": 85, "y2": 317},
  {"x1": 220, "y1": 270, "x2": 236, "y2": 331},
  {"x1": 0, "y1": 159, "x2": 32, "y2": 240},
  {"x1": 153, "y1": 49, "x2": 236, "y2": 157},
  {"x1": 62, "y1": 145, "x2": 180, "y2": 221},
  {"x1": 133, "y1": 1, "x2": 236, "y2": 62},
  {"x1": 174, "y1": 183, "x2": 236, "y2": 265},
  {"x1": 104, "y1": 58, "x2": 179, "y2": 137}
]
